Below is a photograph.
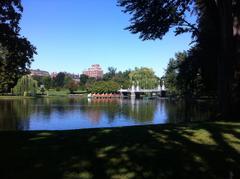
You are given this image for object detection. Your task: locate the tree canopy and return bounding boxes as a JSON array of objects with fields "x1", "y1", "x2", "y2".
[
  {"x1": 0, "y1": 0, "x2": 36, "y2": 92},
  {"x1": 129, "y1": 67, "x2": 159, "y2": 89},
  {"x1": 13, "y1": 75, "x2": 38, "y2": 96},
  {"x1": 118, "y1": 0, "x2": 198, "y2": 41},
  {"x1": 54, "y1": 72, "x2": 66, "y2": 88},
  {"x1": 118, "y1": 0, "x2": 240, "y2": 118},
  {"x1": 88, "y1": 81, "x2": 120, "y2": 94}
]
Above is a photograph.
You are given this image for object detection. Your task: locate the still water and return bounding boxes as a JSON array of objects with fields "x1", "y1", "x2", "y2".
[{"x1": 0, "y1": 98, "x2": 215, "y2": 131}]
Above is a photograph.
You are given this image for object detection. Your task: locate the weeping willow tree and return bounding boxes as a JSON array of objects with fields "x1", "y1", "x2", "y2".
[
  {"x1": 129, "y1": 67, "x2": 159, "y2": 89},
  {"x1": 13, "y1": 75, "x2": 38, "y2": 96}
]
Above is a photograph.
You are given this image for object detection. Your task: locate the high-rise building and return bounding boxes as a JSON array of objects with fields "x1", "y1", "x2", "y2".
[{"x1": 83, "y1": 64, "x2": 103, "y2": 79}]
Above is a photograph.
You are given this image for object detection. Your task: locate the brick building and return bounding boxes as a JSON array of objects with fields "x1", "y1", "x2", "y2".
[{"x1": 83, "y1": 64, "x2": 103, "y2": 79}]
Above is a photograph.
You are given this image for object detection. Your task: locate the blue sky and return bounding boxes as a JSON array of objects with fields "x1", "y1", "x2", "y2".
[{"x1": 20, "y1": 0, "x2": 193, "y2": 77}]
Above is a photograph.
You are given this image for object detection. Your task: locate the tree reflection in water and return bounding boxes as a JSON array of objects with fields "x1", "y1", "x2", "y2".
[
  {"x1": 0, "y1": 99, "x2": 32, "y2": 130},
  {"x1": 0, "y1": 98, "x2": 215, "y2": 131}
]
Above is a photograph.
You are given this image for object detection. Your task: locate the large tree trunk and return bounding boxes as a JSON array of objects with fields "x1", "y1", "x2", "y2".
[
  {"x1": 216, "y1": 0, "x2": 234, "y2": 119},
  {"x1": 232, "y1": 0, "x2": 240, "y2": 118}
]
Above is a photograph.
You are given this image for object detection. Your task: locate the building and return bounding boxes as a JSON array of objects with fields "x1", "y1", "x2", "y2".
[
  {"x1": 50, "y1": 72, "x2": 58, "y2": 79},
  {"x1": 30, "y1": 69, "x2": 50, "y2": 77},
  {"x1": 51, "y1": 72, "x2": 80, "y2": 83},
  {"x1": 83, "y1": 64, "x2": 103, "y2": 79},
  {"x1": 65, "y1": 73, "x2": 80, "y2": 83},
  {"x1": 65, "y1": 73, "x2": 80, "y2": 80}
]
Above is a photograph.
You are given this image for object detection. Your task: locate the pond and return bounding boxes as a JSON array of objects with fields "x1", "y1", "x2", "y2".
[{"x1": 0, "y1": 98, "x2": 216, "y2": 131}]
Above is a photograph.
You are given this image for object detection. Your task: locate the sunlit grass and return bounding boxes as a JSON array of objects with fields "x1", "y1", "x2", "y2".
[
  {"x1": 183, "y1": 129, "x2": 217, "y2": 145},
  {"x1": 222, "y1": 133, "x2": 240, "y2": 153}
]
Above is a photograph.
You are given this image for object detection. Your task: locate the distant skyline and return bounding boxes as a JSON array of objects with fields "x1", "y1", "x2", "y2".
[{"x1": 20, "y1": 0, "x2": 193, "y2": 77}]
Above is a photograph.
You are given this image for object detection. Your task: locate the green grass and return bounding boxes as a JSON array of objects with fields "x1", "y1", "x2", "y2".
[
  {"x1": 0, "y1": 122, "x2": 240, "y2": 179},
  {"x1": 0, "y1": 89, "x2": 87, "y2": 99},
  {"x1": 46, "y1": 89, "x2": 70, "y2": 96},
  {"x1": 0, "y1": 96, "x2": 35, "y2": 99},
  {"x1": 73, "y1": 90, "x2": 88, "y2": 94},
  {"x1": 46, "y1": 89, "x2": 87, "y2": 96}
]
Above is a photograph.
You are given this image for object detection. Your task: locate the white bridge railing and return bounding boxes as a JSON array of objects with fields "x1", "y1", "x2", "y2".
[
  {"x1": 118, "y1": 89, "x2": 163, "y2": 93},
  {"x1": 118, "y1": 80, "x2": 166, "y2": 93}
]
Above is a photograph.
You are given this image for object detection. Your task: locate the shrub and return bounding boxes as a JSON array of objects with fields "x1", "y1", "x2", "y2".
[{"x1": 88, "y1": 81, "x2": 120, "y2": 93}]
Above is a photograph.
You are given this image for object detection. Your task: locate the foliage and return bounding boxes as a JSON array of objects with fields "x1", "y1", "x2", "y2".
[
  {"x1": 103, "y1": 67, "x2": 117, "y2": 81},
  {"x1": 129, "y1": 67, "x2": 159, "y2": 89},
  {"x1": 66, "y1": 80, "x2": 79, "y2": 94},
  {"x1": 47, "y1": 89, "x2": 69, "y2": 96},
  {"x1": 88, "y1": 81, "x2": 120, "y2": 94},
  {"x1": 164, "y1": 51, "x2": 207, "y2": 98},
  {"x1": 79, "y1": 68, "x2": 132, "y2": 91},
  {"x1": 0, "y1": 1, "x2": 37, "y2": 92},
  {"x1": 164, "y1": 57, "x2": 180, "y2": 96},
  {"x1": 64, "y1": 76, "x2": 73, "y2": 87},
  {"x1": 33, "y1": 74, "x2": 79, "y2": 92},
  {"x1": 54, "y1": 72, "x2": 65, "y2": 87},
  {"x1": 85, "y1": 77, "x2": 97, "y2": 90},
  {"x1": 118, "y1": 0, "x2": 240, "y2": 118},
  {"x1": 13, "y1": 75, "x2": 38, "y2": 96},
  {"x1": 80, "y1": 74, "x2": 89, "y2": 85},
  {"x1": 118, "y1": 0, "x2": 198, "y2": 41},
  {"x1": 32, "y1": 76, "x2": 53, "y2": 90},
  {"x1": 39, "y1": 85, "x2": 46, "y2": 95},
  {"x1": 42, "y1": 76, "x2": 53, "y2": 90},
  {"x1": 113, "y1": 70, "x2": 132, "y2": 89}
]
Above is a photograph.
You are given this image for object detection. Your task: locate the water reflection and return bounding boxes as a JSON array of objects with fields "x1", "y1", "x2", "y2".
[
  {"x1": 0, "y1": 98, "x2": 215, "y2": 131},
  {"x1": 0, "y1": 99, "x2": 32, "y2": 130}
]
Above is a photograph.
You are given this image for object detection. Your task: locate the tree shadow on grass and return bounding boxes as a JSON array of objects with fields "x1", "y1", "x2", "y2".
[{"x1": 0, "y1": 122, "x2": 240, "y2": 179}]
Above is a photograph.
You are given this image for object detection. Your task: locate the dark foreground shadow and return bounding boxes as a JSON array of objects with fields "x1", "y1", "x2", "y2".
[{"x1": 0, "y1": 122, "x2": 240, "y2": 179}]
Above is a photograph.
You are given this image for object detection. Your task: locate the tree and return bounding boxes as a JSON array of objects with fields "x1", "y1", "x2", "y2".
[
  {"x1": 85, "y1": 77, "x2": 97, "y2": 90},
  {"x1": 88, "y1": 81, "x2": 120, "y2": 94},
  {"x1": 13, "y1": 75, "x2": 38, "y2": 96},
  {"x1": 109, "y1": 69, "x2": 132, "y2": 89},
  {"x1": 129, "y1": 67, "x2": 158, "y2": 89},
  {"x1": 66, "y1": 80, "x2": 78, "y2": 94},
  {"x1": 32, "y1": 76, "x2": 44, "y2": 86},
  {"x1": 80, "y1": 74, "x2": 89, "y2": 85},
  {"x1": 64, "y1": 76, "x2": 72, "y2": 87},
  {"x1": 176, "y1": 49, "x2": 205, "y2": 98},
  {"x1": 118, "y1": 0, "x2": 240, "y2": 118},
  {"x1": 54, "y1": 72, "x2": 65, "y2": 88},
  {"x1": 118, "y1": 0, "x2": 199, "y2": 40},
  {"x1": 164, "y1": 58, "x2": 179, "y2": 96},
  {"x1": 0, "y1": 0, "x2": 37, "y2": 92},
  {"x1": 32, "y1": 76, "x2": 53, "y2": 90},
  {"x1": 164, "y1": 50, "x2": 212, "y2": 98},
  {"x1": 42, "y1": 76, "x2": 52, "y2": 90},
  {"x1": 40, "y1": 85, "x2": 46, "y2": 95},
  {"x1": 103, "y1": 67, "x2": 117, "y2": 81}
]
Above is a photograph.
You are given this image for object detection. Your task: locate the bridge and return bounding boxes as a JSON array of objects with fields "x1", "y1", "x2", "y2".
[{"x1": 118, "y1": 82, "x2": 167, "y2": 98}]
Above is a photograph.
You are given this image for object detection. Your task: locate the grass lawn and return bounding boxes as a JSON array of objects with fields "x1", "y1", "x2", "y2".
[
  {"x1": 46, "y1": 89, "x2": 69, "y2": 96},
  {"x1": 45, "y1": 89, "x2": 87, "y2": 97},
  {"x1": 0, "y1": 96, "x2": 35, "y2": 99},
  {"x1": 0, "y1": 122, "x2": 240, "y2": 179}
]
